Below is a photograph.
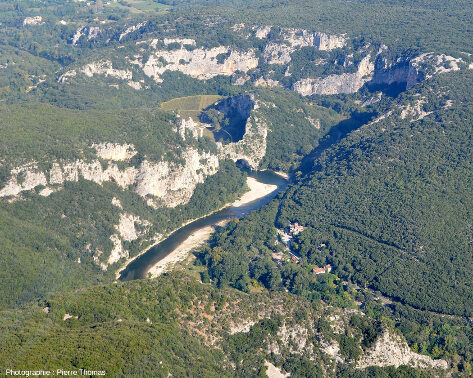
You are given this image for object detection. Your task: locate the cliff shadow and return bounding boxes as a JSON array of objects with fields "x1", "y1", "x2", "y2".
[
  {"x1": 298, "y1": 111, "x2": 375, "y2": 174},
  {"x1": 364, "y1": 59, "x2": 425, "y2": 98},
  {"x1": 200, "y1": 94, "x2": 254, "y2": 144}
]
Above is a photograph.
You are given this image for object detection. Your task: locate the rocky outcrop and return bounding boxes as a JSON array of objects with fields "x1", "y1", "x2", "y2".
[
  {"x1": 262, "y1": 28, "x2": 346, "y2": 65},
  {"x1": 263, "y1": 43, "x2": 293, "y2": 65},
  {"x1": 119, "y1": 22, "x2": 147, "y2": 41},
  {"x1": 255, "y1": 26, "x2": 271, "y2": 39},
  {"x1": 134, "y1": 149, "x2": 219, "y2": 207},
  {"x1": 71, "y1": 26, "x2": 101, "y2": 45},
  {"x1": 1, "y1": 94, "x2": 267, "y2": 202},
  {"x1": 81, "y1": 61, "x2": 132, "y2": 80},
  {"x1": 23, "y1": 16, "x2": 43, "y2": 26},
  {"x1": 72, "y1": 27, "x2": 85, "y2": 45},
  {"x1": 107, "y1": 234, "x2": 127, "y2": 266},
  {"x1": 87, "y1": 27, "x2": 100, "y2": 41},
  {"x1": 176, "y1": 117, "x2": 203, "y2": 140},
  {"x1": 369, "y1": 57, "x2": 423, "y2": 90},
  {"x1": 115, "y1": 213, "x2": 150, "y2": 242},
  {"x1": 0, "y1": 146, "x2": 219, "y2": 208},
  {"x1": 357, "y1": 329, "x2": 448, "y2": 371},
  {"x1": 293, "y1": 55, "x2": 374, "y2": 95},
  {"x1": 283, "y1": 29, "x2": 346, "y2": 51},
  {"x1": 141, "y1": 45, "x2": 258, "y2": 82},
  {"x1": 217, "y1": 98, "x2": 267, "y2": 169},
  {"x1": 59, "y1": 21, "x2": 468, "y2": 100},
  {"x1": 412, "y1": 53, "x2": 463, "y2": 77},
  {"x1": 264, "y1": 361, "x2": 290, "y2": 378},
  {"x1": 163, "y1": 38, "x2": 196, "y2": 46},
  {"x1": 92, "y1": 143, "x2": 137, "y2": 161},
  {"x1": 0, "y1": 163, "x2": 47, "y2": 198},
  {"x1": 369, "y1": 53, "x2": 463, "y2": 91}
]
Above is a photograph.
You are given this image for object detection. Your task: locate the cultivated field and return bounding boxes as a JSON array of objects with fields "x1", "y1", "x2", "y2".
[{"x1": 160, "y1": 95, "x2": 223, "y2": 121}]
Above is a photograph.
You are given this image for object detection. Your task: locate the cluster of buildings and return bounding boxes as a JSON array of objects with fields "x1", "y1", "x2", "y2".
[
  {"x1": 312, "y1": 264, "x2": 332, "y2": 275},
  {"x1": 288, "y1": 222, "x2": 305, "y2": 235},
  {"x1": 276, "y1": 223, "x2": 333, "y2": 275}
]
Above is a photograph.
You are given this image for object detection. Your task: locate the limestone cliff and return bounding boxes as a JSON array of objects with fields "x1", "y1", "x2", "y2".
[
  {"x1": 262, "y1": 27, "x2": 346, "y2": 65},
  {"x1": 0, "y1": 146, "x2": 219, "y2": 208},
  {"x1": 215, "y1": 95, "x2": 268, "y2": 169},
  {"x1": 293, "y1": 55, "x2": 374, "y2": 96},
  {"x1": 357, "y1": 329, "x2": 448, "y2": 371},
  {"x1": 370, "y1": 56, "x2": 424, "y2": 90},
  {"x1": 0, "y1": 95, "x2": 268, "y2": 202},
  {"x1": 58, "y1": 22, "x2": 467, "y2": 98},
  {"x1": 141, "y1": 44, "x2": 258, "y2": 82}
]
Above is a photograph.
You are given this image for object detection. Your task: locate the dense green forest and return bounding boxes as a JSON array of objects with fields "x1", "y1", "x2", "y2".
[{"x1": 278, "y1": 71, "x2": 473, "y2": 317}]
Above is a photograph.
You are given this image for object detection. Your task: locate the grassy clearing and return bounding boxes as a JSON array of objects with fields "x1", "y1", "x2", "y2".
[
  {"x1": 107, "y1": 0, "x2": 170, "y2": 14},
  {"x1": 161, "y1": 95, "x2": 223, "y2": 121}
]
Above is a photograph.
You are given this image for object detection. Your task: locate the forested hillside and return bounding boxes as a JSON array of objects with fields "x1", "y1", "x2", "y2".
[
  {"x1": 278, "y1": 71, "x2": 473, "y2": 317},
  {"x1": 0, "y1": 271, "x2": 446, "y2": 377}
]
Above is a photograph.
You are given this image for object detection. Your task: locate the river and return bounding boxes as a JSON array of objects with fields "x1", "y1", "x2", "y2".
[{"x1": 118, "y1": 170, "x2": 288, "y2": 281}]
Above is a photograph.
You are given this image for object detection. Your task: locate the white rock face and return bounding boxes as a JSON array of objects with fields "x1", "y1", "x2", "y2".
[
  {"x1": 58, "y1": 70, "x2": 77, "y2": 84},
  {"x1": 218, "y1": 111, "x2": 267, "y2": 169},
  {"x1": 63, "y1": 313, "x2": 78, "y2": 321},
  {"x1": 1, "y1": 148, "x2": 221, "y2": 208},
  {"x1": 119, "y1": 22, "x2": 147, "y2": 41},
  {"x1": 263, "y1": 43, "x2": 294, "y2": 65},
  {"x1": 87, "y1": 26, "x2": 100, "y2": 41},
  {"x1": 263, "y1": 28, "x2": 346, "y2": 65},
  {"x1": 49, "y1": 160, "x2": 137, "y2": 188},
  {"x1": 107, "y1": 234, "x2": 127, "y2": 265},
  {"x1": 264, "y1": 361, "x2": 289, "y2": 378},
  {"x1": 127, "y1": 81, "x2": 142, "y2": 90},
  {"x1": 0, "y1": 163, "x2": 47, "y2": 198},
  {"x1": 23, "y1": 16, "x2": 43, "y2": 26},
  {"x1": 39, "y1": 187, "x2": 58, "y2": 197},
  {"x1": 72, "y1": 27, "x2": 85, "y2": 46},
  {"x1": 163, "y1": 38, "x2": 196, "y2": 46},
  {"x1": 412, "y1": 53, "x2": 463, "y2": 78},
  {"x1": 283, "y1": 29, "x2": 346, "y2": 50},
  {"x1": 293, "y1": 55, "x2": 374, "y2": 95},
  {"x1": 255, "y1": 26, "x2": 271, "y2": 39},
  {"x1": 254, "y1": 77, "x2": 281, "y2": 87},
  {"x1": 142, "y1": 46, "x2": 258, "y2": 82},
  {"x1": 92, "y1": 143, "x2": 137, "y2": 161},
  {"x1": 357, "y1": 330, "x2": 448, "y2": 370},
  {"x1": 111, "y1": 197, "x2": 122, "y2": 209},
  {"x1": 135, "y1": 148, "x2": 219, "y2": 207},
  {"x1": 81, "y1": 61, "x2": 132, "y2": 80},
  {"x1": 177, "y1": 117, "x2": 201, "y2": 140},
  {"x1": 116, "y1": 213, "x2": 150, "y2": 242}
]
